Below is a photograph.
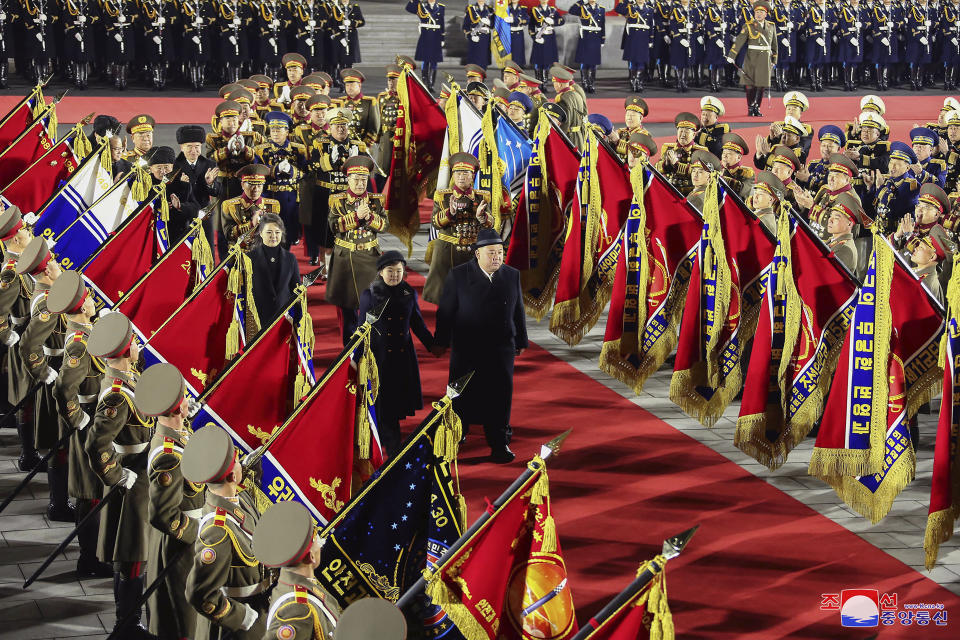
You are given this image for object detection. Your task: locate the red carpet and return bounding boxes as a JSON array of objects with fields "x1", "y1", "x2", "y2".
[{"x1": 294, "y1": 246, "x2": 960, "y2": 638}]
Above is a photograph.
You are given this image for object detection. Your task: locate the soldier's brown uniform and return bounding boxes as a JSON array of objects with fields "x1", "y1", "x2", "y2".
[
  {"x1": 0, "y1": 254, "x2": 25, "y2": 349},
  {"x1": 263, "y1": 569, "x2": 341, "y2": 640},
  {"x1": 6, "y1": 264, "x2": 35, "y2": 407},
  {"x1": 187, "y1": 491, "x2": 270, "y2": 640},
  {"x1": 808, "y1": 187, "x2": 862, "y2": 240},
  {"x1": 335, "y1": 94, "x2": 381, "y2": 147},
  {"x1": 687, "y1": 184, "x2": 707, "y2": 212},
  {"x1": 377, "y1": 88, "x2": 400, "y2": 174},
  {"x1": 220, "y1": 195, "x2": 283, "y2": 250},
  {"x1": 19, "y1": 282, "x2": 66, "y2": 449},
  {"x1": 614, "y1": 125, "x2": 650, "y2": 162},
  {"x1": 422, "y1": 188, "x2": 494, "y2": 303},
  {"x1": 325, "y1": 192, "x2": 388, "y2": 311},
  {"x1": 827, "y1": 233, "x2": 858, "y2": 273},
  {"x1": 84, "y1": 367, "x2": 153, "y2": 565},
  {"x1": 656, "y1": 142, "x2": 709, "y2": 196},
  {"x1": 554, "y1": 85, "x2": 587, "y2": 148},
  {"x1": 146, "y1": 423, "x2": 205, "y2": 639},
  {"x1": 754, "y1": 206, "x2": 777, "y2": 235},
  {"x1": 916, "y1": 263, "x2": 944, "y2": 304},
  {"x1": 205, "y1": 131, "x2": 265, "y2": 197},
  {"x1": 722, "y1": 165, "x2": 756, "y2": 200}
]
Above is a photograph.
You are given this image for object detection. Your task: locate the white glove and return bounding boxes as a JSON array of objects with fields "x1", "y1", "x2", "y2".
[
  {"x1": 153, "y1": 35, "x2": 162, "y2": 44},
  {"x1": 269, "y1": 37, "x2": 276, "y2": 47},
  {"x1": 920, "y1": 37, "x2": 929, "y2": 46},
  {"x1": 233, "y1": 17, "x2": 242, "y2": 26},
  {"x1": 192, "y1": 35, "x2": 201, "y2": 44},
  {"x1": 118, "y1": 15, "x2": 126, "y2": 24},
  {"x1": 305, "y1": 37, "x2": 314, "y2": 46},
  {"x1": 77, "y1": 15, "x2": 86, "y2": 24},
  {"x1": 664, "y1": 35, "x2": 671, "y2": 44},
  {"x1": 953, "y1": 37, "x2": 959, "y2": 46},
  {"x1": 505, "y1": 15, "x2": 514, "y2": 24},
  {"x1": 279, "y1": 84, "x2": 291, "y2": 104},
  {"x1": 697, "y1": 36, "x2": 704, "y2": 45},
  {"x1": 75, "y1": 412, "x2": 90, "y2": 432},
  {"x1": 855, "y1": 22, "x2": 862, "y2": 29},
  {"x1": 925, "y1": 20, "x2": 932, "y2": 27},
  {"x1": 278, "y1": 159, "x2": 291, "y2": 174},
  {"x1": 786, "y1": 22, "x2": 793, "y2": 29},
  {"x1": 471, "y1": 34, "x2": 480, "y2": 42},
  {"x1": 725, "y1": 55, "x2": 735, "y2": 64},
  {"x1": 850, "y1": 37, "x2": 858, "y2": 46},
  {"x1": 115, "y1": 33, "x2": 123, "y2": 42},
  {"x1": 39, "y1": 13, "x2": 46, "y2": 21},
  {"x1": 816, "y1": 37, "x2": 825, "y2": 47},
  {"x1": 782, "y1": 37, "x2": 789, "y2": 46},
  {"x1": 240, "y1": 604, "x2": 258, "y2": 631},
  {"x1": 42, "y1": 366, "x2": 57, "y2": 385},
  {"x1": 308, "y1": 19, "x2": 316, "y2": 27},
  {"x1": 118, "y1": 468, "x2": 138, "y2": 490},
  {"x1": 4, "y1": 332, "x2": 19, "y2": 347},
  {"x1": 330, "y1": 146, "x2": 340, "y2": 163},
  {"x1": 271, "y1": 19, "x2": 280, "y2": 28},
  {"x1": 36, "y1": 32, "x2": 43, "y2": 42},
  {"x1": 343, "y1": 19, "x2": 352, "y2": 29},
  {"x1": 195, "y1": 17, "x2": 204, "y2": 27},
  {"x1": 716, "y1": 38, "x2": 724, "y2": 48},
  {"x1": 680, "y1": 38, "x2": 689, "y2": 48},
  {"x1": 881, "y1": 37, "x2": 890, "y2": 46},
  {"x1": 545, "y1": 17, "x2": 554, "y2": 25},
  {"x1": 229, "y1": 35, "x2": 237, "y2": 45},
  {"x1": 75, "y1": 33, "x2": 83, "y2": 41},
  {"x1": 157, "y1": 17, "x2": 166, "y2": 25}
]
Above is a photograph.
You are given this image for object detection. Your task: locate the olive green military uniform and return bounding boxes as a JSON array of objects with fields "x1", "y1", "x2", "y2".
[
  {"x1": 84, "y1": 367, "x2": 153, "y2": 565},
  {"x1": 187, "y1": 491, "x2": 270, "y2": 640},
  {"x1": 303, "y1": 134, "x2": 368, "y2": 241},
  {"x1": 687, "y1": 185, "x2": 707, "y2": 212},
  {"x1": 656, "y1": 142, "x2": 709, "y2": 196},
  {"x1": 376, "y1": 89, "x2": 400, "y2": 174},
  {"x1": 146, "y1": 423, "x2": 205, "y2": 639},
  {"x1": 554, "y1": 86, "x2": 587, "y2": 149},
  {"x1": 0, "y1": 253, "x2": 24, "y2": 349},
  {"x1": 916, "y1": 264, "x2": 944, "y2": 304},
  {"x1": 422, "y1": 188, "x2": 494, "y2": 304},
  {"x1": 727, "y1": 18, "x2": 777, "y2": 87},
  {"x1": 754, "y1": 207, "x2": 777, "y2": 235},
  {"x1": 614, "y1": 125, "x2": 650, "y2": 162},
  {"x1": 6, "y1": 267, "x2": 36, "y2": 407},
  {"x1": 325, "y1": 192, "x2": 388, "y2": 311},
  {"x1": 206, "y1": 131, "x2": 265, "y2": 198},
  {"x1": 336, "y1": 95, "x2": 381, "y2": 148},
  {"x1": 264, "y1": 569, "x2": 341, "y2": 640},
  {"x1": 723, "y1": 166, "x2": 756, "y2": 200},
  {"x1": 220, "y1": 195, "x2": 283, "y2": 250},
  {"x1": 809, "y1": 187, "x2": 862, "y2": 241},
  {"x1": 19, "y1": 282, "x2": 66, "y2": 449},
  {"x1": 828, "y1": 233, "x2": 858, "y2": 273}
]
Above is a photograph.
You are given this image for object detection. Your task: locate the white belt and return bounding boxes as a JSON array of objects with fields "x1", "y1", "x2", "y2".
[
  {"x1": 419, "y1": 23, "x2": 440, "y2": 30},
  {"x1": 748, "y1": 45, "x2": 771, "y2": 51},
  {"x1": 113, "y1": 442, "x2": 149, "y2": 454},
  {"x1": 626, "y1": 24, "x2": 650, "y2": 30},
  {"x1": 10, "y1": 315, "x2": 26, "y2": 325},
  {"x1": 510, "y1": 26, "x2": 524, "y2": 32},
  {"x1": 581, "y1": 25, "x2": 602, "y2": 31},
  {"x1": 43, "y1": 346, "x2": 64, "y2": 357},
  {"x1": 222, "y1": 579, "x2": 271, "y2": 598},
  {"x1": 78, "y1": 393, "x2": 97, "y2": 403},
  {"x1": 183, "y1": 508, "x2": 202, "y2": 518}
]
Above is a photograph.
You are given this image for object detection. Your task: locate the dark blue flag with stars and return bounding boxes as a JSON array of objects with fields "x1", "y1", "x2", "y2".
[{"x1": 317, "y1": 408, "x2": 467, "y2": 638}]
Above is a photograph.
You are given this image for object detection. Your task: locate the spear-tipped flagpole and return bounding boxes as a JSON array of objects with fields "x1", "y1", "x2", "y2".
[{"x1": 395, "y1": 429, "x2": 572, "y2": 609}]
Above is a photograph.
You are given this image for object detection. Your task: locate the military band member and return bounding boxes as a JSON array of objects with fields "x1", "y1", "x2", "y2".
[
  {"x1": 551, "y1": 66, "x2": 587, "y2": 148},
  {"x1": 626, "y1": 131, "x2": 658, "y2": 169},
  {"x1": 571, "y1": 0, "x2": 606, "y2": 93},
  {"x1": 463, "y1": 0, "x2": 492, "y2": 69},
  {"x1": 529, "y1": 0, "x2": 564, "y2": 89},
  {"x1": 45, "y1": 272, "x2": 112, "y2": 579},
  {"x1": 911, "y1": 126, "x2": 947, "y2": 187},
  {"x1": 696, "y1": 95, "x2": 729, "y2": 158},
  {"x1": 180, "y1": 0, "x2": 214, "y2": 91},
  {"x1": 16, "y1": 238, "x2": 70, "y2": 521},
  {"x1": 687, "y1": 150, "x2": 722, "y2": 211},
  {"x1": 124, "y1": 113, "x2": 155, "y2": 163},
  {"x1": 751, "y1": 170, "x2": 785, "y2": 233},
  {"x1": 335, "y1": 68, "x2": 380, "y2": 147},
  {"x1": 423, "y1": 152, "x2": 493, "y2": 304},
  {"x1": 255, "y1": 112, "x2": 309, "y2": 248},
  {"x1": 826, "y1": 200, "x2": 861, "y2": 273},
  {"x1": 254, "y1": 502, "x2": 341, "y2": 640},
  {"x1": 406, "y1": 0, "x2": 445, "y2": 92},
  {"x1": 727, "y1": 1, "x2": 776, "y2": 116},
  {"x1": 872, "y1": 0, "x2": 901, "y2": 91},
  {"x1": 719, "y1": 132, "x2": 755, "y2": 199},
  {"x1": 906, "y1": 0, "x2": 934, "y2": 91},
  {"x1": 221, "y1": 164, "x2": 281, "y2": 251},
  {"x1": 657, "y1": 112, "x2": 709, "y2": 196},
  {"x1": 137, "y1": 363, "x2": 204, "y2": 640},
  {"x1": 296, "y1": 94, "x2": 331, "y2": 150},
  {"x1": 183, "y1": 425, "x2": 269, "y2": 640},
  {"x1": 908, "y1": 232, "x2": 947, "y2": 303},
  {"x1": 83, "y1": 312, "x2": 154, "y2": 638}
]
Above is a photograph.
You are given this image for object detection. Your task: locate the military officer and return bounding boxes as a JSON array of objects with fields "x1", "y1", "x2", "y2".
[
  {"x1": 507, "y1": 91, "x2": 535, "y2": 138},
  {"x1": 866, "y1": 141, "x2": 932, "y2": 232},
  {"x1": 719, "y1": 132, "x2": 755, "y2": 199},
  {"x1": 221, "y1": 164, "x2": 281, "y2": 251},
  {"x1": 183, "y1": 425, "x2": 269, "y2": 640},
  {"x1": 45, "y1": 272, "x2": 112, "y2": 579},
  {"x1": 613, "y1": 96, "x2": 649, "y2": 161},
  {"x1": 626, "y1": 131, "x2": 659, "y2": 169},
  {"x1": 529, "y1": 0, "x2": 564, "y2": 89},
  {"x1": 207, "y1": 100, "x2": 258, "y2": 209},
  {"x1": 335, "y1": 68, "x2": 380, "y2": 147},
  {"x1": 872, "y1": 0, "x2": 901, "y2": 91},
  {"x1": 326, "y1": 156, "x2": 387, "y2": 340},
  {"x1": 802, "y1": 0, "x2": 833, "y2": 92},
  {"x1": 666, "y1": 0, "x2": 700, "y2": 93},
  {"x1": 571, "y1": 0, "x2": 606, "y2": 93},
  {"x1": 290, "y1": 86, "x2": 318, "y2": 129},
  {"x1": 826, "y1": 199, "x2": 861, "y2": 272},
  {"x1": 797, "y1": 125, "x2": 846, "y2": 195},
  {"x1": 765, "y1": 144, "x2": 804, "y2": 209},
  {"x1": 249, "y1": 75, "x2": 275, "y2": 119},
  {"x1": 16, "y1": 238, "x2": 69, "y2": 521},
  {"x1": 463, "y1": 0, "x2": 493, "y2": 69},
  {"x1": 405, "y1": 0, "x2": 445, "y2": 92},
  {"x1": 908, "y1": 233, "x2": 947, "y2": 303},
  {"x1": 801, "y1": 154, "x2": 862, "y2": 236},
  {"x1": 518, "y1": 72, "x2": 547, "y2": 111},
  {"x1": 423, "y1": 152, "x2": 493, "y2": 304},
  {"x1": 124, "y1": 114, "x2": 155, "y2": 163},
  {"x1": 274, "y1": 52, "x2": 307, "y2": 107},
  {"x1": 702, "y1": 0, "x2": 732, "y2": 93},
  {"x1": 687, "y1": 150, "x2": 722, "y2": 211},
  {"x1": 83, "y1": 312, "x2": 154, "y2": 638},
  {"x1": 751, "y1": 171, "x2": 786, "y2": 233},
  {"x1": 254, "y1": 501, "x2": 341, "y2": 639},
  {"x1": 727, "y1": 1, "x2": 776, "y2": 116},
  {"x1": 464, "y1": 63, "x2": 487, "y2": 84},
  {"x1": 891, "y1": 182, "x2": 954, "y2": 255},
  {"x1": 657, "y1": 112, "x2": 709, "y2": 196},
  {"x1": 911, "y1": 126, "x2": 948, "y2": 187},
  {"x1": 137, "y1": 363, "x2": 204, "y2": 640},
  {"x1": 696, "y1": 95, "x2": 729, "y2": 158},
  {"x1": 255, "y1": 112, "x2": 309, "y2": 249},
  {"x1": 376, "y1": 64, "x2": 402, "y2": 187},
  {"x1": 551, "y1": 66, "x2": 587, "y2": 148}
]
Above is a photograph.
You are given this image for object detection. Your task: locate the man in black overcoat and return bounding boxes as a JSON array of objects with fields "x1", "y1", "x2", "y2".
[
  {"x1": 173, "y1": 126, "x2": 222, "y2": 249},
  {"x1": 435, "y1": 229, "x2": 528, "y2": 463}
]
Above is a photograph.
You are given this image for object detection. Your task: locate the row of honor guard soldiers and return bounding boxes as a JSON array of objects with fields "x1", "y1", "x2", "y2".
[
  {"x1": 0, "y1": 223, "x2": 407, "y2": 638},
  {"x1": 0, "y1": 0, "x2": 365, "y2": 91},
  {"x1": 410, "y1": 0, "x2": 960, "y2": 95}
]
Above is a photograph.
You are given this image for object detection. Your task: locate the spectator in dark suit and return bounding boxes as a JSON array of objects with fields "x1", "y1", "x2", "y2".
[
  {"x1": 173, "y1": 126, "x2": 222, "y2": 251},
  {"x1": 357, "y1": 250, "x2": 439, "y2": 457},
  {"x1": 248, "y1": 213, "x2": 300, "y2": 324},
  {"x1": 436, "y1": 229, "x2": 528, "y2": 463}
]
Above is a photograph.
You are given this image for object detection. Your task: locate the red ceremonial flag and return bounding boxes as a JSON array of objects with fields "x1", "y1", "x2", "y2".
[
  {"x1": 506, "y1": 117, "x2": 581, "y2": 321},
  {"x1": 425, "y1": 459, "x2": 577, "y2": 640},
  {"x1": 0, "y1": 86, "x2": 46, "y2": 149},
  {"x1": 0, "y1": 108, "x2": 55, "y2": 191},
  {"x1": 670, "y1": 177, "x2": 776, "y2": 426},
  {"x1": 736, "y1": 213, "x2": 859, "y2": 469},
  {"x1": 79, "y1": 191, "x2": 161, "y2": 306},
  {"x1": 576, "y1": 567, "x2": 674, "y2": 640},
  {"x1": 810, "y1": 238, "x2": 944, "y2": 523},
  {"x1": 115, "y1": 221, "x2": 214, "y2": 340},
  {"x1": 600, "y1": 164, "x2": 703, "y2": 393},
  {"x1": 385, "y1": 68, "x2": 447, "y2": 249},
  {"x1": 264, "y1": 356, "x2": 357, "y2": 524},
  {"x1": 926, "y1": 271, "x2": 960, "y2": 568},
  {"x1": 0, "y1": 129, "x2": 85, "y2": 214},
  {"x1": 551, "y1": 132, "x2": 633, "y2": 345}
]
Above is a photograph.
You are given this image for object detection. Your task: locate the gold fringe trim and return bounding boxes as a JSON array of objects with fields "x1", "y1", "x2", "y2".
[
  {"x1": 354, "y1": 330, "x2": 380, "y2": 460},
  {"x1": 669, "y1": 360, "x2": 744, "y2": 428},
  {"x1": 924, "y1": 508, "x2": 959, "y2": 570},
  {"x1": 823, "y1": 445, "x2": 917, "y2": 524},
  {"x1": 522, "y1": 264, "x2": 561, "y2": 322},
  {"x1": 548, "y1": 297, "x2": 582, "y2": 343},
  {"x1": 225, "y1": 253, "x2": 260, "y2": 361},
  {"x1": 551, "y1": 277, "x2": 615, "y2": 347},
  {"x1": 701, "y1": 175, "x2": 731, "y2": 389},
  {"x1": 132, "y1": 166, "x2": 150, "y2": 202},
  {"x1": 294, "y1": 292, "x2": 315, "y2": 404},
  {"x1": 540, "y1": 514, "x2": 558, "y2": 554},
  {"x1": 190, "y1": 225, "x2": 214, "y2": 286},
  {"x1": 423, "y1": 576, "x2": 489, "y2": 640}
]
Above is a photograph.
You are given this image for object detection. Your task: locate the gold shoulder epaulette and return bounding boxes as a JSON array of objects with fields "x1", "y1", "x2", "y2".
[{"x1": 263, "y1": 198, "x2": 282, "y2": 213}]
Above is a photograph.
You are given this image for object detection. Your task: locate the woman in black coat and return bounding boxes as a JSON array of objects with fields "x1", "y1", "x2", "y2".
[
  {"x1": 247, "y1": 213, "x2": 300, "y2": 325},
  {"x1": 357, "y1": 250, "x2": 438, "y2": 456}
]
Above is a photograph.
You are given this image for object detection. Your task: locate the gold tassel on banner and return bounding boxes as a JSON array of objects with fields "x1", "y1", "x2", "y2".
[
  {"x1": 354, "y1": 330, "x2": 380, "y2": 460},
  {"x1": 529, "y1": 457, "x2": 549, "y2": 505},
  {"x1": 701, "y1": 174, "x2": 730, "y2": 389},
  {"x1": 432, "y1": 398, "x2": 463, "y2": 464},
  {"x1": 293, "y1": 292, "x2": 315, "y2": 404},
  {"x1": 72, "y1": 128, "x2": 92, "y2": 159},
  {"x1": 189, "y1": 224, "x2": 215, "y2": 284},
  {"x1": 131, "y1": 166, "x2": 150, "y2": 202},
  {"x1": 99, "y1": 143, "x2": 112, "y2": 175},
  {"x1": 540, "y1": 514, "x2": 558, "y2": 553},
  {"x1": 47, "y1": 108, "x2": 58, "y2": 140},
  {"x1": 240, "y1": 252, "x2": 261, "y2": 335},
  {"x1": 456, "y1": 493, "x2": 468, "y2": 531}
]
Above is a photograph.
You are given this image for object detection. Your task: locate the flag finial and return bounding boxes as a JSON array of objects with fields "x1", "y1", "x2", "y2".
[
  {"x1": 365, "y1": 298, "x2": 389, "y2": 325},
  {"x1": 446, "y1": 371, "x2": 474, "y2": 399},
  {"x1": 662, "y1": 525, "x2": 699, "y2": 560},
  {"x1": 541, "y1": 429, "x2": 571, "y2": 459}
]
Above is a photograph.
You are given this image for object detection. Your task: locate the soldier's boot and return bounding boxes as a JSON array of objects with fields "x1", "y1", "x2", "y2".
[
  {"x1": 46, "y1": 450, "x2": 74, "y2": 522},
  {"x1": 75, "y1": 499, "x2": 112, "y2": 578},
  {"x1": 913, "y1": 66, "x2": 923, "y2": 91},
  {"x1": 580, "y1": 68, "x2": 590, "y2": 92},
  {"x1": 157, "y1": 65, "x2": 166, "y2": 91},
  {"x1": 744, "y1": 87, "x2": 754, "y2": 116},
  {"x1": 637, "y1": 68, "x2": 646, "y2": 92},
  {"x1": 672, "y1": 66, "x2": 681, "y2": 92},
  {"x1": 0, "y1": 61, "x2": 7, "y2": 89},
  {"x1": 77, "y1": 63, "x2": 89, "y2": 90},
  {"x1": 430, "y1": 68, "x2": 438, "y2": 93},
  {"x1": 117, "y1": 64, "x2": 128, "y2": 91},
  {"x1": 198, "y1": 64, "x2": 207, "y2": 88},
  {"x1": 945, "y1": 66, "x2": 954, "y2": 91},
  {"x1": 809, "y1": 66, "x2": 817, "y2": 91},
  {"x1": 589, "y1": 67, "x2": 597, "y2": 93},
  {"x1": 114, "y1": 574, "x2": 157, "y2": 640},
  {"x1": 816, "y1": 67, "x2": 825, "y2": 92}
]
